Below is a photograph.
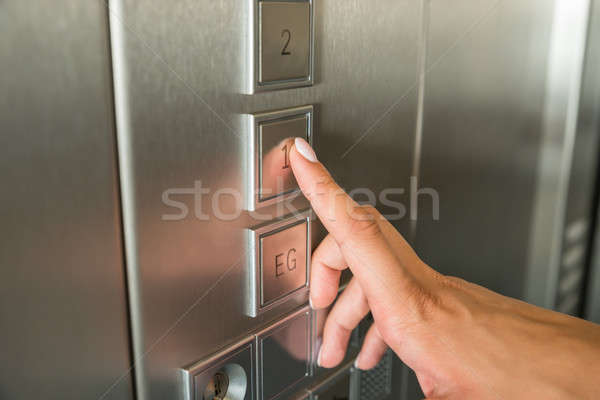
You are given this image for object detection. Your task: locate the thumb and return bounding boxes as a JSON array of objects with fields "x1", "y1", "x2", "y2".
[{"x1": 289, "y1": 137, "x2": 416, "y2": 309}]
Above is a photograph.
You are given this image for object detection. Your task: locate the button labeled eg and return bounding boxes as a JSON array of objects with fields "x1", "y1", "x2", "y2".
[
  {"x1": 244, "y1": 106, "x2": 313, "y2": 211},
  {"x1": 245, "y1": 211, "x2": 311, "y2": 317}
]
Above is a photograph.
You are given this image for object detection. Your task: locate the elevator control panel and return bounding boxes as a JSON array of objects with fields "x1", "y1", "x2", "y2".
[
  {"x1": 248, "y1": 0, "x2": 314, "y2": 92},
  {"x1": 244, "y1": 106, "x2": 313, "y2": 211},
  {"x1": 183, "y1": 307, "x2": 314, "y2": 400},
  {"x1": 246, "y1": 211, "x2": 311, "y2": 317},
  {"x1": 257, "y1": 307, "x2": 312, "y2": 400}
]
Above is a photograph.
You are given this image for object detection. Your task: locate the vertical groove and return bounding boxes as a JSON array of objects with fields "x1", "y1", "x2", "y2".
[
  {"x1": 103, "y1": 0, "x2": 138, "y2": 398},
  {"x1": 107, "y1": 0, "x2": 147, "y2": 398},
  {"x1": 403, "y1": 4, "x2": 430, "y2": 399},
  {"x1": 409, "y1": 0, "x2": 429, "y2": 245}
]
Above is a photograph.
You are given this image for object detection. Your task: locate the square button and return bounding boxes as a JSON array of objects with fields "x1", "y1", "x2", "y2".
[
  {"x1": 259, "y1": 115, "x2": 307, "y2": 201},
  {"x1": 257, "y1": 307, "x2": 312, "y2": 400},
  {"x1": 245, "y1": 211, "x2": 311, "y2": 317},
  {"x1": 248, "y1": 0, "x2": 314, "y2": 92},
  {"x1": 245, "y1": 105, "x2": 313, "y2": 211},
  {"x1": 259, "y1": 1, "x2": 311, "y2": 83},
  {"x1": 260, "y1": 219, "x2": 308, "y2": 306}
]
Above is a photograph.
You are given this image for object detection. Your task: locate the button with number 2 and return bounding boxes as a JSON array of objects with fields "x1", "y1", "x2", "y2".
[{"x1": 248, "y1": 0, "x2": 314, "y2": 92}]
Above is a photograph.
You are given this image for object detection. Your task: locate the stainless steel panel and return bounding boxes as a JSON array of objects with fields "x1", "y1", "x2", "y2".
[
  {"x1": 109, "y1": 0, "x2": 421, "y2": 398},
  {"x1": 526, "y1": 0, "x2": 592, "y2": 309},
  {"x1": 0, "y1": 1, "x2": 133, "y2": 399},
  {"x1": 583, "y1": 0, "x2": 600, "y2": 323},
  {"x1": 416, "y1": 0, "x2": 556, "y2": 300},
  {"x1": 309, "y1": 364, "x2": 355, "y2": 400},
  {"x1": 183, "y1": 336, "x2": 255, "y2": 400},
  {"x1": 259, "y1": 1, "x2": 312, "y2": 84},
  {"x1": 246, "y1": 212, "x2": 311, "y2": 317},
  {"x1": 245, "y1": 106, "x2": 314, "y2": 210},
  {"x1": 257, "y1": 307, "x2": 313, "y2": 400}
]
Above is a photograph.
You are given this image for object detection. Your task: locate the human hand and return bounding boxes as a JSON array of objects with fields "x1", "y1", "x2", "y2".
[{"x1": 289, "y1": 137, "x2": 600, "y2": 400}]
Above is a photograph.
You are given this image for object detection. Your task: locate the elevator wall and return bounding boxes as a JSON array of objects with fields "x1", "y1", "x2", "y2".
[{"x1": 0, "y1": 1, "x2": 134, "y2": 399}]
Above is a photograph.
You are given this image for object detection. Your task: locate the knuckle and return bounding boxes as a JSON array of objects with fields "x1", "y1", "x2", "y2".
[
  {"x1": 347, "y1": 206, "x2": 381, "y2": 237},
  {"x1": 305, "y1": 172, "x2": 335, "y2": 201},
  {"x1": 405, "y1": 282, "x2": 441, "y2": 323}
]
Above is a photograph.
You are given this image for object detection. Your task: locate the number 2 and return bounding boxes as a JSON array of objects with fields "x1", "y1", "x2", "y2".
[{"x1": 281, "y1": 29, "x2": 292, "y2": 55}]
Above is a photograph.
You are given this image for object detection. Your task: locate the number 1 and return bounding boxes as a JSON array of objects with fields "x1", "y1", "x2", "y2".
[{"x1": 281, "y1": 144, "x2": 290, "y2": 169}]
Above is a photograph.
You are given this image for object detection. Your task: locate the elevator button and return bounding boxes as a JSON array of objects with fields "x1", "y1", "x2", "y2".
[
  {"x1": 245, "y1": 211, "x2": 311, "y2": 317},
  {"x1": 244, "y1": 106, "x2": 313, "y2": 211},
  {"x1": 261, "y1": 219, "x2": 307, "y2": 305},
  {"x1": 257, "y1": 307, "x2": 312, "y2": 400},
  {"x1": 248, "y1": 0, "x2": 314, "y2": 92},
  {"x1": 260, "y1": 1, "x2": 311, "y2": 83}
]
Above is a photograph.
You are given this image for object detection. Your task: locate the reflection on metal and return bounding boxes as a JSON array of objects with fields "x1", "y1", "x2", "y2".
[
  {"x1": 244, "y1": 106, "x2": 314, "y2": 211},
  {"x1": 308, "y1": 363, "x2": 356, "y2": 400},
  {"x1": 565, "y1": 219, "x2": 589, "y2": 243},
  {"x1": 562, "y1": 244, "x2": 586, "y2": 271},
  {"x1": 526, "y1": 0, "x2": 592, "y2": 309},
  {"x1": 256, "y1": 307, "x2": 313, "y2": 400}
]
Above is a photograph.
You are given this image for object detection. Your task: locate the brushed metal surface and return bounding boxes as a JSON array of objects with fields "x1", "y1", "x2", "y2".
[
  {"x1": 582, "y1": 0, "x2": 600, "y2": 323},
  {"x1": 259, "y1": 1, "x2": 312, "y2": 83},
  {"x1": 416, "y1": 0, "x2": 556, "y2": 300},
  {"x1": 0, "y1": 1, "x2": 133, "y2": 399},
  {"x1": 308, "y1": 364, "x2": 355, "y2": 400},
  {"x1": 109, "y1": 0, "x2": 420, "y2": 398},
  {"x1": 526, "y1": 0, "x2": 592, "y2": 309},
  {"x1": 257, "y1": 307, "x2": 312, "y2": 400}
]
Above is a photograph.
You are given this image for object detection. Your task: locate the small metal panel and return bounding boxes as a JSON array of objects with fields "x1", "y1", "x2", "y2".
[
  {"x1": 256, "y1": 307, "x2": 313, "y2": 400},
  {"x1": 308, "y1": 364, "x2": 357, "y2": 400},
  {"x1": 183, "y1": 336, "x2": 255, "y2": 400},
  {"x1": 246, "y1": 210, "x2": 311, "y2": 317},
  {"x1": 248, "y1": 0, "x2": 314, "y2": 92},
  {"x1": 245, "y1": 106, "x2": 313, "y2": 211}
]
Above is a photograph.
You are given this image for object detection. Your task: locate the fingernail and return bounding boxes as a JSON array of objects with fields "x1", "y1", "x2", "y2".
[
  {"x1": 309, "y1": 297, "x2": 315, "y2": 309},
  {"x1": 294, "y1": 137, "x2": 318, "y2": 162},
  {"x1": 354, "y1": 354, "x2": 361, "y2": 370},
  {"x1": 317, "y1": 347, "x2": 324, "y2": 367}
]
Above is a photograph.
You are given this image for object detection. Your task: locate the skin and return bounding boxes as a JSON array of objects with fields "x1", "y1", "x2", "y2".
[{"x1": 289, "y1": 138, "x2": 600, "y2": 400}]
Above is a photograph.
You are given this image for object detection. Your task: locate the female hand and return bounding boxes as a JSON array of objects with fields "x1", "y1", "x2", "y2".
[{"x1": 290, "y1": 137, "x2": 600, "y2": 400}]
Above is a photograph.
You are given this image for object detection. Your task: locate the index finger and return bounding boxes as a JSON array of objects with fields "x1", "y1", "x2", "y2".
[{"x1": 289, "y1": 138, "x2": 415, "y2": 310}]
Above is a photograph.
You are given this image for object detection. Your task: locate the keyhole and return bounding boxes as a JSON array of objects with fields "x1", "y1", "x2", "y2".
[{"x1": 212, "y1": 372, "x2": 229, "y2": 400}]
